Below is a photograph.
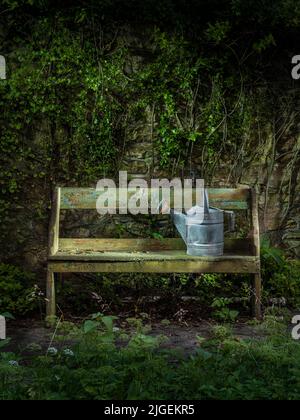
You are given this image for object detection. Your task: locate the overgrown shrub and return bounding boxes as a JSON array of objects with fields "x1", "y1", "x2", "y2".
[
  {"x1": 261, "y1": 239, "x2": 300, "y2": 309},
  {"x1": 0, "y1": 264, "x2": 40, "y2": 316}
]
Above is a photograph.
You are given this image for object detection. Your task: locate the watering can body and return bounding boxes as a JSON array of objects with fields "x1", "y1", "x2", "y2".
[{"x1": 168, "y1": 190, "x2": 235, "y2": 257}]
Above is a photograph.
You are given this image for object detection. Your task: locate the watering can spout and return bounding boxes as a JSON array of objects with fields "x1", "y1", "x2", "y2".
[{"x1": 157, "y1": 201, "x2": 188, "y2": 244}]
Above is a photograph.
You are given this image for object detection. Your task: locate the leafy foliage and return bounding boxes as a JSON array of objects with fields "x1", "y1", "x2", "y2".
[
  {"x1": 0, "y1": 264, "x2": 40, "y2": 315},
  {"x1": 211, "y1": 297, "x2": 239, "y2": 322},
  {"x1": 1, "y1": 315, "x2": 300, "y2": 400},
  {"x1": 1, "y1": 0, "x2": 298, "y2": 249},
  {"x1": 261, "y1": 239, "x2": 300, "y2": 309}
]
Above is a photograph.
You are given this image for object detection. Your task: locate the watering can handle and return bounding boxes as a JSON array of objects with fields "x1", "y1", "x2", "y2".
[{"x1": 224, "y1": 211, "x2": 235, "y2": 232}]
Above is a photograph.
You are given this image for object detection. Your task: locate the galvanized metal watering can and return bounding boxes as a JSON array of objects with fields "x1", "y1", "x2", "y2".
[{"x1": 160, "y1": 190, "x2": 235, "y2": 256}]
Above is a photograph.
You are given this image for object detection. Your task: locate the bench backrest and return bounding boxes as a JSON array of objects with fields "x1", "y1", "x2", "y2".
[
  {"x1": 49, "y1": 187, "x2": 259, "y2": 257},
  {"x1": 59, "y1": 187, "x2": 251, "y2": 210}
]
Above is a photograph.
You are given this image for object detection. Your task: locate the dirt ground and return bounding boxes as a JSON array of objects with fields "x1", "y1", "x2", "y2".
[{"x1": 4, "y1": 319, "x2": 264, "y2": 355}]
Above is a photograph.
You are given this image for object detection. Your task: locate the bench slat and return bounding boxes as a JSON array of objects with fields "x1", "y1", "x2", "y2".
[
  {"x1": 58, "y1": 238, "x2": 252, "y2": 253},
  {"x1": 60, "y1": 187, "x2": 250, "y2": 210},
  {"x1": 59, "y1": 238, "x2": 184, "y2": 251},
  {"x1": 48, "y1": 256, "x2": 259, "y2": 274}
]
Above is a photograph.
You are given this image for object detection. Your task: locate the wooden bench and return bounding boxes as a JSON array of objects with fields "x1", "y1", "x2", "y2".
[{"x1": 47, "y1": 187, "x2": 262, "y2": 319}]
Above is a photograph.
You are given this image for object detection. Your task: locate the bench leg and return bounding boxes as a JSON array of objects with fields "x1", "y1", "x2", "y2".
[
  {"x1": 46, "y1": 270, "x2": 56, "y2": 318},
  {"x1": 252, "y1": 273, "x2": 262, "y2": 320}
]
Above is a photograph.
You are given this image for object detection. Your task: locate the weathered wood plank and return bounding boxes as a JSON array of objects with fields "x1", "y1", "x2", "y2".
[
  {"x1": 251, "y1": 188, "x2": 261, "y2": 258},
  {"x1": 49, "y1": 249, "x2": 257, "y2": 262},
  {"x1": 46, "y1": 270, "x2": 56, "y2": 317},
  {"x1": 48, "y1": 188, "x2": 61, "y2": 257},
  {"x1": 60, "y1": 188, "x2": 250, "y2": 210},
  {"x1": 59, "y1": 238, "x2": 185, "y2": 251},
  {"x1": 58, "y1": 238, "x2": 252, "y2": 253},
  {"x1": 48, "y1": 257, "x2": 259, "y2": 274},
  {"x1": 208, "y1": 187, "x2": 250, "y2": 209}
]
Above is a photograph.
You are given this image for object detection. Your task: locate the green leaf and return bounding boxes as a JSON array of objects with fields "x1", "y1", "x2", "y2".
[
  {"x1": 83, "y1": 320, "x2": 99, "y2": 334},
  {"x1": 101, "y1": 316, "x2": 118, "y2": 333},
  {"x1": 0, "y1": 338, "x2": 11, "y2": 349},
  {"x1": 0, "y1": 312, "x2": 15, "y2": 320}
]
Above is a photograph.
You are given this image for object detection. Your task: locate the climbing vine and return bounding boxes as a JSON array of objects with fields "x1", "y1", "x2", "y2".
[{"x1": 0, "y1": 0, "x2": 299, "y2": 255}]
